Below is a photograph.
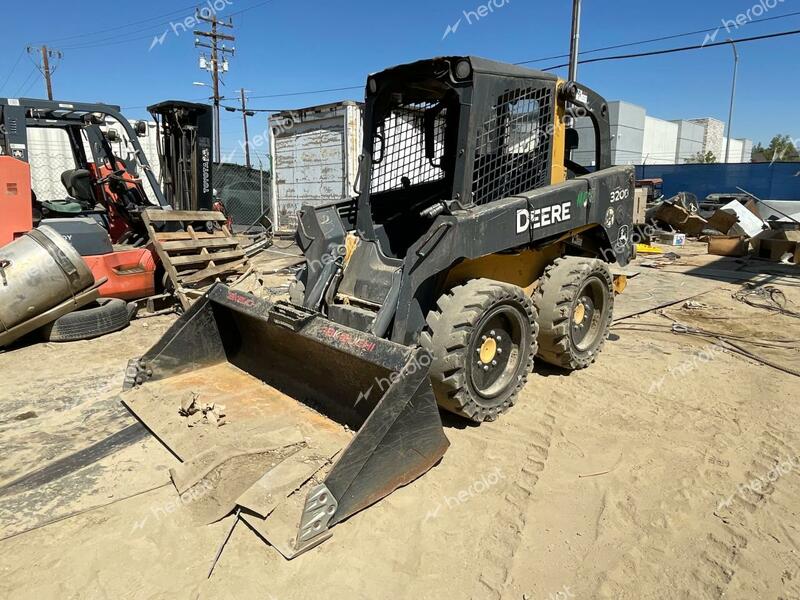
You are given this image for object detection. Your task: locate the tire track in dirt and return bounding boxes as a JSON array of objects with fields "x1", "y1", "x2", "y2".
[
  {"x1": 591, "y1": 419, "x2": 748, "y2": 598},
  {"x1": 470, "y1": 395, "x2": 557, "y2": 600},
  {"x1": 596, "y1": 425, "x2": 800, "y2": 599},
  {"x1": 688, "y1": 426, "x2": 800, "y2": 599}
]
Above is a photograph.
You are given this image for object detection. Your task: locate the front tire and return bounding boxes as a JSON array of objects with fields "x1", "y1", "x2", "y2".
[
  {"x1": 534, "y1": 257, "x2": 614, "y2": 370},
  {"x1": 420, "y1": 279, "x2": 538, "y2": 423}
]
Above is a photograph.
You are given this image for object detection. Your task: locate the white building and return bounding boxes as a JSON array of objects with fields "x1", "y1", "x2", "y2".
[{"x1": 573, "y1": 101, "x2": 752, "y2": 166}]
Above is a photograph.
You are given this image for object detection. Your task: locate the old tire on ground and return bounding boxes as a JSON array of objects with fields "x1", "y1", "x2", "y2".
[
  {"x1": 40, "y1": 298, "x2": 132, "y2": 343},
  {"x1": 533, "y1": 257, "x2": 614, "y2": 370},
  {"x1": 420, "y1": 279, "x2": 538, "y2": 423}
]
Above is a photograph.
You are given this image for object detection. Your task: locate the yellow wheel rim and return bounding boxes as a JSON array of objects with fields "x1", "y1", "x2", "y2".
[
  {"x1": 573, "y1": 302, "x2": 586, "y2": 325},
  {"x1": 479, "y1": 338, "x2": 497, "y2": 364}
]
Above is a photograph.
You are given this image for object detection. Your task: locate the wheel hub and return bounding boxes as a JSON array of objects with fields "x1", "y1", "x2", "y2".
[
  {"x1": 479, "y1": 337, "x2": 498, "y2": 364},
  {"x1": 570, "y1": 280, "x2": 607, "y2": 352},
  {"x1": 573, "y1": 301, "x2": 586, "y2": 325},
  {"x1": 469, "y1": 310, "x2": 526, "y2": 403}
]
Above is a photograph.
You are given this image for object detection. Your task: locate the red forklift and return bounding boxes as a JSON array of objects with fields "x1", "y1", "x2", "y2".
[{"x1": 0, "y1": 97, "x2": 215, "y2": 301}]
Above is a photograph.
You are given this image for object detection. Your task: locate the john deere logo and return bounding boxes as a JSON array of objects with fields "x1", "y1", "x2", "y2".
[{"x1": 516, "y1": 202, "x2": 572, "y2": 234}]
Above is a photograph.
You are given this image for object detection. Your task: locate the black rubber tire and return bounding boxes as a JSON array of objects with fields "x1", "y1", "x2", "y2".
[
  {"x1": 40, "y1": 298, "x2": 132, "y2": 343},
  {"x1": 533, "y1": 257, "x2": 614, "y2": 370},
  {"x1": 419, "y1": 279, "x2": 538, "y2": 423}
]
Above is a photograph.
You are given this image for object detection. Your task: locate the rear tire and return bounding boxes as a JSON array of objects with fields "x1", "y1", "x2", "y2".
[
  {"x1": 533, "y1": 257, "x2": 614, "y2": 370},
  {"x1": 420, "y1": 279, "x2": 538, "y2": 423}
]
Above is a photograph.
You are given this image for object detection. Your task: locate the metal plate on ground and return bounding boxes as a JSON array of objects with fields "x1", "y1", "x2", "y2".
[
  {"x1": 169, "y1": 442, "x2": 304, "y2": 525},
  {"x1": 236, "y1": 446, "x2": 335, "y2": 519},
  {"x1": 122, "y1": 363, "x2": 350, "y2": 529}
]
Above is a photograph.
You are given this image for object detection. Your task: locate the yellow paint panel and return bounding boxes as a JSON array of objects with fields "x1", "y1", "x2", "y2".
[
  {"x1": 550, "y1": 80, "x2": 567, "y2": 186},
  {"x1": 636, "y1": 243, "x2": 663, "y2": 254},
  {"x1": 444, "y1": 245, "x2": 563, "y2": 294}
]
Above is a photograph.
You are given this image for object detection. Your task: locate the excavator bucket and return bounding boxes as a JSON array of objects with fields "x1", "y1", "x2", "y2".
[{"x1": 121, "y1": 283, "x2": 449, "y2": 557}]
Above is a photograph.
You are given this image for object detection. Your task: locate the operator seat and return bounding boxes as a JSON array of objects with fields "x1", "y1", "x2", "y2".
[
  {"x1": 61, "y1": 169, "x2": 95, "y2": 207},
  {"x1": 37, "y1": 169, "x2": 95, "y2": 218}
]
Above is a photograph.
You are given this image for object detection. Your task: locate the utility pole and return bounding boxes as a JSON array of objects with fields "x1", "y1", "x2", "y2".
[
  {"x1": 568, "y1": 0, "x2": 582, "y2": 82},
  {"x1": 240, "y1": 88, "x2": 251, "y2": 168},
  {"x1": 223, "y1": 91, "x2": 256, "y2": 167},
  {"x1": 724, "y1": 40, "x2": 739, "y2": 164},
  {"x1": 195, "y1": 14, "x2": 235, "y2": 163},
  {"x1": 26, "y1": 45, "x2": 62, "y2": 100}
]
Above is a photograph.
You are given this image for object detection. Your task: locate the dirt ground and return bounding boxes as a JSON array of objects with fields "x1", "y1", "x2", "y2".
[{"x1": 1, "y1": 242, "x2": 799, "y2": 600}]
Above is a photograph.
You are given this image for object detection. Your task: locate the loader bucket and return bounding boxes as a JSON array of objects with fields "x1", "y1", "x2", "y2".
[{"x1": 121, "y1": 283, "x2": 449, "y2": 557}]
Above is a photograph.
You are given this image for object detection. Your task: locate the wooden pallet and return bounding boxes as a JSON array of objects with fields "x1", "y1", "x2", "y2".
[{"x1": 143, "y1": 209, "x2": 250, "y2": 310}]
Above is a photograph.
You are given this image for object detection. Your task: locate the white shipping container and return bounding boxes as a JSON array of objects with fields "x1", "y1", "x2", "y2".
[{"x1": 269, "y1": 101, "x2": 363, "y2": 232}]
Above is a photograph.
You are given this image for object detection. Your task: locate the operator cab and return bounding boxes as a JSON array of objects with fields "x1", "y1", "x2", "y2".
[{"x1": 357, "y1": 57, "x2": 562, "y2": 260}]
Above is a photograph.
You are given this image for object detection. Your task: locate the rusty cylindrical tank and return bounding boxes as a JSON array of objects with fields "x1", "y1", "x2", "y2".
[{"x1": 0, "y1": 225, "x2": 94, "y2": 335}]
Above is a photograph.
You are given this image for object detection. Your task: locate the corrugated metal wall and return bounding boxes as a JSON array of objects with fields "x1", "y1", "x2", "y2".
[{"x1": 636, "y1": 162, "x2": 800, "y2": 200}]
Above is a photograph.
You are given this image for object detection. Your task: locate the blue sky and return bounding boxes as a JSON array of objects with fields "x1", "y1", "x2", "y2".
[{"x1": 1, "y1": 0, "x2": 798, "y2": 163}]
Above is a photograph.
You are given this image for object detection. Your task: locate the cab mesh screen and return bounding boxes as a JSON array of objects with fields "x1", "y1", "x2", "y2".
[
  {"x1": 370, "y1": 102, "x2": 447, "y2": 193},
  {"x1": 472, "y1": 87, "x2": 553, "y2": 205}
]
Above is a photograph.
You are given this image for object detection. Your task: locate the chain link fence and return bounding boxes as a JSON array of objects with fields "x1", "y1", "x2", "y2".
[{"x1": 212, "y1": 162, "x2": 271, "y2": 229}]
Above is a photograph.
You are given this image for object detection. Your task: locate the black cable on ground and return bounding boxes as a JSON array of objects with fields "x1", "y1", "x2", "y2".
[
  {"x1": 733, "y1": 285, "x2": 800, "y2": 319},
  {"x1": 611, "y1": 322, "x2": 800, "y2": 379}
]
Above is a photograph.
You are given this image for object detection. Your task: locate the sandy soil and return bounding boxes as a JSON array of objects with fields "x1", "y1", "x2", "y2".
[{"x1": 1, "y1": 243, "x2": 798, "y2": 600}]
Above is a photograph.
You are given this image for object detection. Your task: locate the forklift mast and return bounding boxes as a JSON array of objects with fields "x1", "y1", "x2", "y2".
[{"x1": 148, "y1": 101, "x2": 214, "y2": 212}]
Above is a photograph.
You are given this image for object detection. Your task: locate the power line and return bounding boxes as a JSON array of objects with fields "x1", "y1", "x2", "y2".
[
  {"x1": 32, "y1": 4, "x2": 198, "y2": 45},
  {"x1": 248, "y1": 85, "x2": 363, "y2": 100},
  {"x1": 228, "y1": 0, "x2": 279, "y2": 18},
  {"x1": 53, "y1": 0, "x2": 278, "y2": 51},
  {"x1": 21, "y1": 74, "x2": 40, "y2": 98},
  {"x1": 514, "y1": 9, "x2": 800, "y2": 65},
  {"x1": 125, "y1": 20, "x2": 800, "y2": 117},
  {"x1": 221, "y1": 26, "x2": 800, "y2": 109},
  {"x1": 208, "y1": 15, "x2": 800, "y2": 107},
  {"x1": 0, "y1": 49, "x2": 25, "y2": 96},
  {"x1": 14, "y1": 66, "x2": 38, "y2": 97},
  {"x1": 542, "y1": 27, "x2": 800, "y2": 71}
]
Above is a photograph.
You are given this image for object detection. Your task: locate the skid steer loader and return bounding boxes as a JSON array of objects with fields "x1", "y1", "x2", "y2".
[{"x1": 122, "y1": 56, "x2": 634, "y2": 558}]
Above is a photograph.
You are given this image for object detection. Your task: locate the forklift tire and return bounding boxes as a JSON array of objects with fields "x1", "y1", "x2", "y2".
[
  {"x1": 420, "y1": 279, "x2": 538, "y2": 423},
  {"x1": 40, "y1": 298, "x2": 132, "y2": 343},
  {"x1": 533, "y1": 257, "x2": 614, "y2": 370}
]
